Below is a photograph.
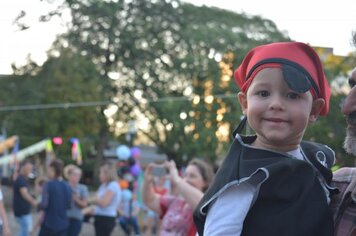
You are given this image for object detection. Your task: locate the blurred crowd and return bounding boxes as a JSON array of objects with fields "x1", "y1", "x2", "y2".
[{"x1": 0, "y1": 154, "x2": 214, "y2": 236}]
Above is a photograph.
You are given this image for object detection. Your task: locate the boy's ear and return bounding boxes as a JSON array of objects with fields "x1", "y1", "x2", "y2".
[
  {"x1": 309, "y1": 98, "x2": 325, "y2": 123},
  {"x1": 237, "y1": 92, "x2": 248, "y2": 115}
]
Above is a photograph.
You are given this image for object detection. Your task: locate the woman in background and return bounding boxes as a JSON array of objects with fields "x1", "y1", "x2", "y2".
[
  {"x1": 64, "y1": 165, "x2": 89, "y2": 236},
  {"x1": 90, "y1": 162, "x2": 121, "y2": 236},
  {"x1": 142, "y1": 159, "x2": 214, "y2": 236}
]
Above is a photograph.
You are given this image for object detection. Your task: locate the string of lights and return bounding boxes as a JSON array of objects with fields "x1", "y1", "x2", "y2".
[{"x1": 0, "y1": 93, "x2": 237, "y2": 112}]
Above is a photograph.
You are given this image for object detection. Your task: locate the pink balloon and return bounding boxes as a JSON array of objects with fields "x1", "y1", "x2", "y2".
[{"x1": 52, "y1": 137, "x2": 63, "y2": 145}]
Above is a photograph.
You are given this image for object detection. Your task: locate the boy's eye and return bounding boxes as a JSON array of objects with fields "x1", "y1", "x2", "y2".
[
  {"x1": 348, "y1": 78, "x2": 356, "y2": 88},
  {"x1": 287, "y1": 92, "x2": 300, "y2": 99},
  {"x1": 257, "y1": 90, "x2": 269, "y2": 97}
]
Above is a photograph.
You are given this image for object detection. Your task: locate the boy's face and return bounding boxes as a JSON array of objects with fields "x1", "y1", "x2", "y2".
[{"x1": 238, "y1": 67, "x2": 325, "y2": 151}]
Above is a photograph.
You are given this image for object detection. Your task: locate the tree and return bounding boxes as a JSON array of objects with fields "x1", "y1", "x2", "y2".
[
  {"x1": 10, "y1": 0, "x2": 355, "y2": 168},
  {"x1": 49, "y1": 0, "x2": 289, "y2": 164},
  {"x1": 0, "y1": 47, "x2": 107, "y2": 165}
]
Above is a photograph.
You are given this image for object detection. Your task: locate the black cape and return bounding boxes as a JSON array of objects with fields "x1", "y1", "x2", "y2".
[{"x1": 194, "y1": 135, "x2": 335, "y2": 236}]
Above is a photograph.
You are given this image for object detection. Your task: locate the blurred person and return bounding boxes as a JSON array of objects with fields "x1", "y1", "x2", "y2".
[
  {"x1": 64, "y1": 164, "x2": 89, "y2": 236},
  {"x1": 118, "y1": 189, "x2": 140, "y2": 236},
  {"x1": 0, "y1": 185, "x2": 11, "y2": 236},
  {"x1": 142, "y1": 207, "x2": 157, "y2": 236},
  {"x1": 331, "y1": 64, "x2": 356, "y2": 236},
  {"x1": 142, "y1": 158, "x2": 214, "y2": 236},
  {"x1": 89, "y1": 162, "x2": 121, "y2": 236},
  {"x1": 31, "y1": 177, "x2": 47, "y2": 236},
  {"x1": 143, "y1": 176, "x2": 168, "y2": 236},
  {"x1": 38, "y1": 159, "x2": 72, "y2": 236},
  {"x1": 12, "y1": 160, "x2": 37, "y2": 236},
  {"x1": 153, "y1": 177, "x2": 168, "y2": 196}
]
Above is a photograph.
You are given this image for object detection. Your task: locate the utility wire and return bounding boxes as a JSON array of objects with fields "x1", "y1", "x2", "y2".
[{"x1": 0, "y1": 94, "x2": 237, "y2": 112}]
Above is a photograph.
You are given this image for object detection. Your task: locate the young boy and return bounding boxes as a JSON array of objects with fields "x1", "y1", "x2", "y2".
[{"x1": 194, "y1": 42, "x2": 335, "y2": 236}]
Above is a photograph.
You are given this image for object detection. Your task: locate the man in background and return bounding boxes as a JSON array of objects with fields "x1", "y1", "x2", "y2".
[
  {"x1": 331, "y1": 32, "x2": 356, "y2": 236},
  {"x1": 13, "y1": 160, "x2": 37, "y2": 236}
]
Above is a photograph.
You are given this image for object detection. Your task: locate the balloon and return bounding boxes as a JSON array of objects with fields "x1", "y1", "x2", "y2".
[
  {"x1": 130, "y1": 163, "x2": 141, "y2": 177},
  {"x1": 69, "y1": 137, "x2": 79, "y2": 144},
  {"x1": 130, "y1": 147, "x2": 141, "y2": 159},
  {"x1": 119, "y1": 180, "x2": 129, "y2": 189},
  {"x1": 116, "y1": 145, "x2": 131, "y2": 160},
  {"x1": 52, "y1": 137, "x2": 63, "y2": 145},
  {"x1": 122, "y1": 189, "x2": 132, "y2": 201}
]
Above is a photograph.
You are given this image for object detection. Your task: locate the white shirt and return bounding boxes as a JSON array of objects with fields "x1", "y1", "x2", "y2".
[
  {"x1": 204, "y1": 181, "x2": 256, "y2": 235},
  {"x1": 94, "y1": 181, "x2": 122, "y2": 217}
]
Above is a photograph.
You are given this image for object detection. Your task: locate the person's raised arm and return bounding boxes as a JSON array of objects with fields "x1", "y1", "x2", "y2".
[
  {"x1": 166, "y1": 160, "x2": 204, "y2": 209},
  {"x1": 142, "y1": 164, "x2": 161, "y2": 215}
]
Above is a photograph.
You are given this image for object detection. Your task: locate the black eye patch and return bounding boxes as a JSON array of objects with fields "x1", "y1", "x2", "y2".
[
  {"x1": 282, "y1": 64, "x2": 311, "y2": 93},
  {"x1": 246, "y1": 58, "x2": 320, "y2": 97}
]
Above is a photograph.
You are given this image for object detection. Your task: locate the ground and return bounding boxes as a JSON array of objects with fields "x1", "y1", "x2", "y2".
[{"x1": 7, "y1": 211, "x2": 124, "y2": 235}]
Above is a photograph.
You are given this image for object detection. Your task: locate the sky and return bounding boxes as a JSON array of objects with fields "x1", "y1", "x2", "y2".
[{"x1": 0, "y1": 0, "x2": 356, "y2": 75}]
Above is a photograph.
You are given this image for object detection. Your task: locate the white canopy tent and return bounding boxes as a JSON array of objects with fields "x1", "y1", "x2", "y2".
[{"x1": 0, "y1": 139, "x2": 50, "y2": 166}]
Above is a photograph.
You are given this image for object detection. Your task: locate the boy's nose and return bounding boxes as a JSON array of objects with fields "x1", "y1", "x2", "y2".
[
  {"x1": 342, "y1": 86, "x2": 356, "y2": 115},
  {"x1": 269, "y1": 95, "x2": 284, "y2": 110}
]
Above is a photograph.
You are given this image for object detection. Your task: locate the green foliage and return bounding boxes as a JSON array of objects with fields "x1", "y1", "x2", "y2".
[
  {"x1": 55, "y1": 0, "x2": 290, "y2": 164},
  {"x1": 15, "y1": 0, "x2": 355, "y2": 168},
  {"x1": 0, "y1": 48, "x2": 106, "y2": 161}
]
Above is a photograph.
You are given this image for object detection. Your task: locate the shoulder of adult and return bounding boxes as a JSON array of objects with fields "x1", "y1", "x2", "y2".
[
  {"x1": 332, "y1": 167, "x2": 356, "y2": 202},
  {"x1": 15, "y1": 174, "x2": 26, "y2": 181},
  {"x1": 108, "y1": 180, "x2": 121, "y2": 191},
  {"x1": 332, "y1": 167, "x2": 356, "y2": 183},
  {"x1": 15, "y1": 175, "x2": 28, "y2": 187}
]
